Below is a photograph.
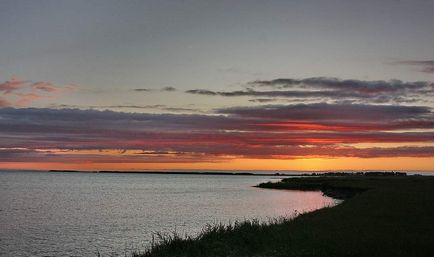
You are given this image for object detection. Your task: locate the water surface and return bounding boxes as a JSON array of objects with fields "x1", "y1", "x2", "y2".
[{"x1": 0, "y1": 171, "x2": 338, "y2": 256}]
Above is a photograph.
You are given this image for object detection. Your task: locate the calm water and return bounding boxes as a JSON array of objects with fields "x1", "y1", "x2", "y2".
[{"x1": 0, "y1": 171, "x2": 338, "y2": 257}]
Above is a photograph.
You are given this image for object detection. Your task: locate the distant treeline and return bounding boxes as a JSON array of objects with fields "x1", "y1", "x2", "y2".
[
  {"x1": 48, "y1": 170, "x2": 407, "y2": 177},
  {"x1": 48, "y1": 170, "x2": 284, "y2": 176},
  {"x1": 305, "y1": 171, "x2": 407, "y2": 177}
]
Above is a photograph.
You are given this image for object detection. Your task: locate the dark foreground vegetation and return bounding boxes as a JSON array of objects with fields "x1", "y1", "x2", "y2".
[{"x1": 137, "y1": 175, "x2": 434, "y2": 257}]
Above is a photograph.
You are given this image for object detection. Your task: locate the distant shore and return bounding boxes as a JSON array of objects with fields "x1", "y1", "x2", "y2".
[
  {"x1": 48, "y1": 169, "x2": 296, "y2": 176},
  {"x1": 48, "y1": 169, "x2": 409, "y2": 178}
]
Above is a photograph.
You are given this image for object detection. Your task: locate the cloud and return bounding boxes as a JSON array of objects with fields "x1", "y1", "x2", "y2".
[
  {"x1": 132, "y1": 86, "x2": 177, "y2": 92},
  {"x1": 2, "y1": 75, "x2": 433, "y2": 164},
  {"x1": 217, "y1": 103, "x2": 431, "y2": 122},
  {"x1": 0, "y1": 148, "x2": 225, "y2": 163},
  {"x1": 1, "y1": 145, "x2": 434, "y2": 163},
  {"x1": 15, "y1": 92, "x2": 45, "y2": 107},
  {"x1": 186, "y1": 77, "x2": 434, "y2": 103},
  {"x1": 48, "y1": 104, "x2": 202, "y2": 113},
  {"x1": 1, "y1": 104, "x2": 433, "y2": 163},
  {"x1": 248, "y1": 98, "x2": 277, "y2": 103},
  {"x1": 248, "y1": 77, "x2": 431, "y2": 91},
  {"x1": 0, "y1": 97, "x2": 11, "y2": 107},
  {"x1": 161, "y1": 86, "x2": 176, "y2": 92},
  {"x1": 217, "y1": 103, "x2": 434, "y2": 132},
  {"x1": 186, "y1": 89, "x2": 217, "y2": 95},
  {"x1": 0, "y1": 79, "x2": 28, "y2": 94},
  {"x1": 394, "y1": 60, "x2": 434, "y2": 74},
  {"x1": 132, "y1": 88, "x2": 152, "y2": 92},
  {"x1": 0, "y1": 78, "x2": 77, "y2": 107},
  {"x1": 32, "y1": 81, "x2": 63, "y2": 92}
]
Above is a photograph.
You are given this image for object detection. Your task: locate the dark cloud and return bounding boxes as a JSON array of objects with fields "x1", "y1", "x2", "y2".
[
  {"x1": 248, "y1": 98, "x2": 277, "y2": 103},
  {"x1": 186, "y1": 88, "x2": 351, "y2": 99},
  {"x1": 248, "y1": 77, "x2": 432, "y2": 92},
  {"x1": 395, "y1": 60, "x2": 434, "y2": 74},
  {"x1": 1, "y1": 104, "x2": 434, "y2": 162},
  {"x1": 50, "y1": 104, "x2": 166, "y2": 109},
  {"x1": 133, "y1": 87, "x2": 177, "y2": 92},
  {"x1": 49, "y1": 104, "x2": 201, "y2": 113},
  {"x1": 132, "y1": 88, "x2": 153, "y2": 92},
  {"x1": 0, "y1": 148, "x2": 224, "y2": 163},
  {"x1": 161, "y1": 86, "x2": 176, "y2": 92},
  {"x1": 217, "y1": 103, "x2": 432, "y2": 121},
  {"x1": 161, "y1": 107, "x2": 201, "y2": 112},
  {"x1": 186, "y1": 77, "x2": 434, "y2": 103},
  {"x1": 95, "y1": 104, "x2": 166, "y2": 109},
  {"x1": 185, "y1": 89, "x2": 217, "y2": 95}
]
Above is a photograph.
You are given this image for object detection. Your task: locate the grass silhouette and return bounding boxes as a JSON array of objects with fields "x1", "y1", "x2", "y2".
[{"x1": 136, "y1": 175, "x2": 434, "y2": 257}]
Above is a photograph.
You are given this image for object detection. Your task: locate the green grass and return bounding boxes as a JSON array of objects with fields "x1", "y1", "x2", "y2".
[{"x1": 137, "y1": 175, "x2": 434, "y2": 257}]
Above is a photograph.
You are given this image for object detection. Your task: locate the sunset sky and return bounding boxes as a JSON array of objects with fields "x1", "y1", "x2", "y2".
[{"x1": 1, "y1": 0, "x2": 434, "y2": 171}]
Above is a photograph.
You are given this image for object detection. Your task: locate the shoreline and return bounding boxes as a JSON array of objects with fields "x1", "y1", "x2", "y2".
[
  {"x1": 140, "y1": 175, "x2": 434, "y2": 257},
  {"x1": 255, "y1": 177, "x2": 369, "y2": 200}
]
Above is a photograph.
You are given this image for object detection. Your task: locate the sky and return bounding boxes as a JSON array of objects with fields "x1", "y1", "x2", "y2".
[{"x1": 1, "y1": 0, "x2": 434, "y2": 171}]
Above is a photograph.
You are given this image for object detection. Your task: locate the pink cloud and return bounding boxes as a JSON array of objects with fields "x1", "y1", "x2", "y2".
[
  {"x1": 0, "y1": 79, "x2": 28, "y2": 94},
  {"x1": 0, "y1": 78, "x2": 77, "y2": 107},
  {"x1": 0, "y1": 96, "x2": 12, "y2": 107},
  {"x1": 32, "y1": 82, "x2": 60, "y2": 93},
  {"x1": 15, "y1": 92, "x2": 45, "y2": 107}
]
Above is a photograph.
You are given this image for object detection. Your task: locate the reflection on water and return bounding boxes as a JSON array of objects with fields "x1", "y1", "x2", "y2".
[{"x1": 0, "y1": 171, "x2": 338, "y2": 256}]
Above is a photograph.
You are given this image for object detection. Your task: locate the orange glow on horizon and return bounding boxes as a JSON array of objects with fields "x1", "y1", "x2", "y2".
[{"x1": 1, "y1": 157, "x2": 433, "y2": 172}]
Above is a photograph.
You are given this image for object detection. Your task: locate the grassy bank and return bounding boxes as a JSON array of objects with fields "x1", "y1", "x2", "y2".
[{"x1": 138, "y1": 175, "x2": 434, "y2": 257}]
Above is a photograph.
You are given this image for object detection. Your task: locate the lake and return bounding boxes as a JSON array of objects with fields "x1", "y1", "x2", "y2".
[{"x1": 0, "y1": 171, "x2": 338, "y2": 257}]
